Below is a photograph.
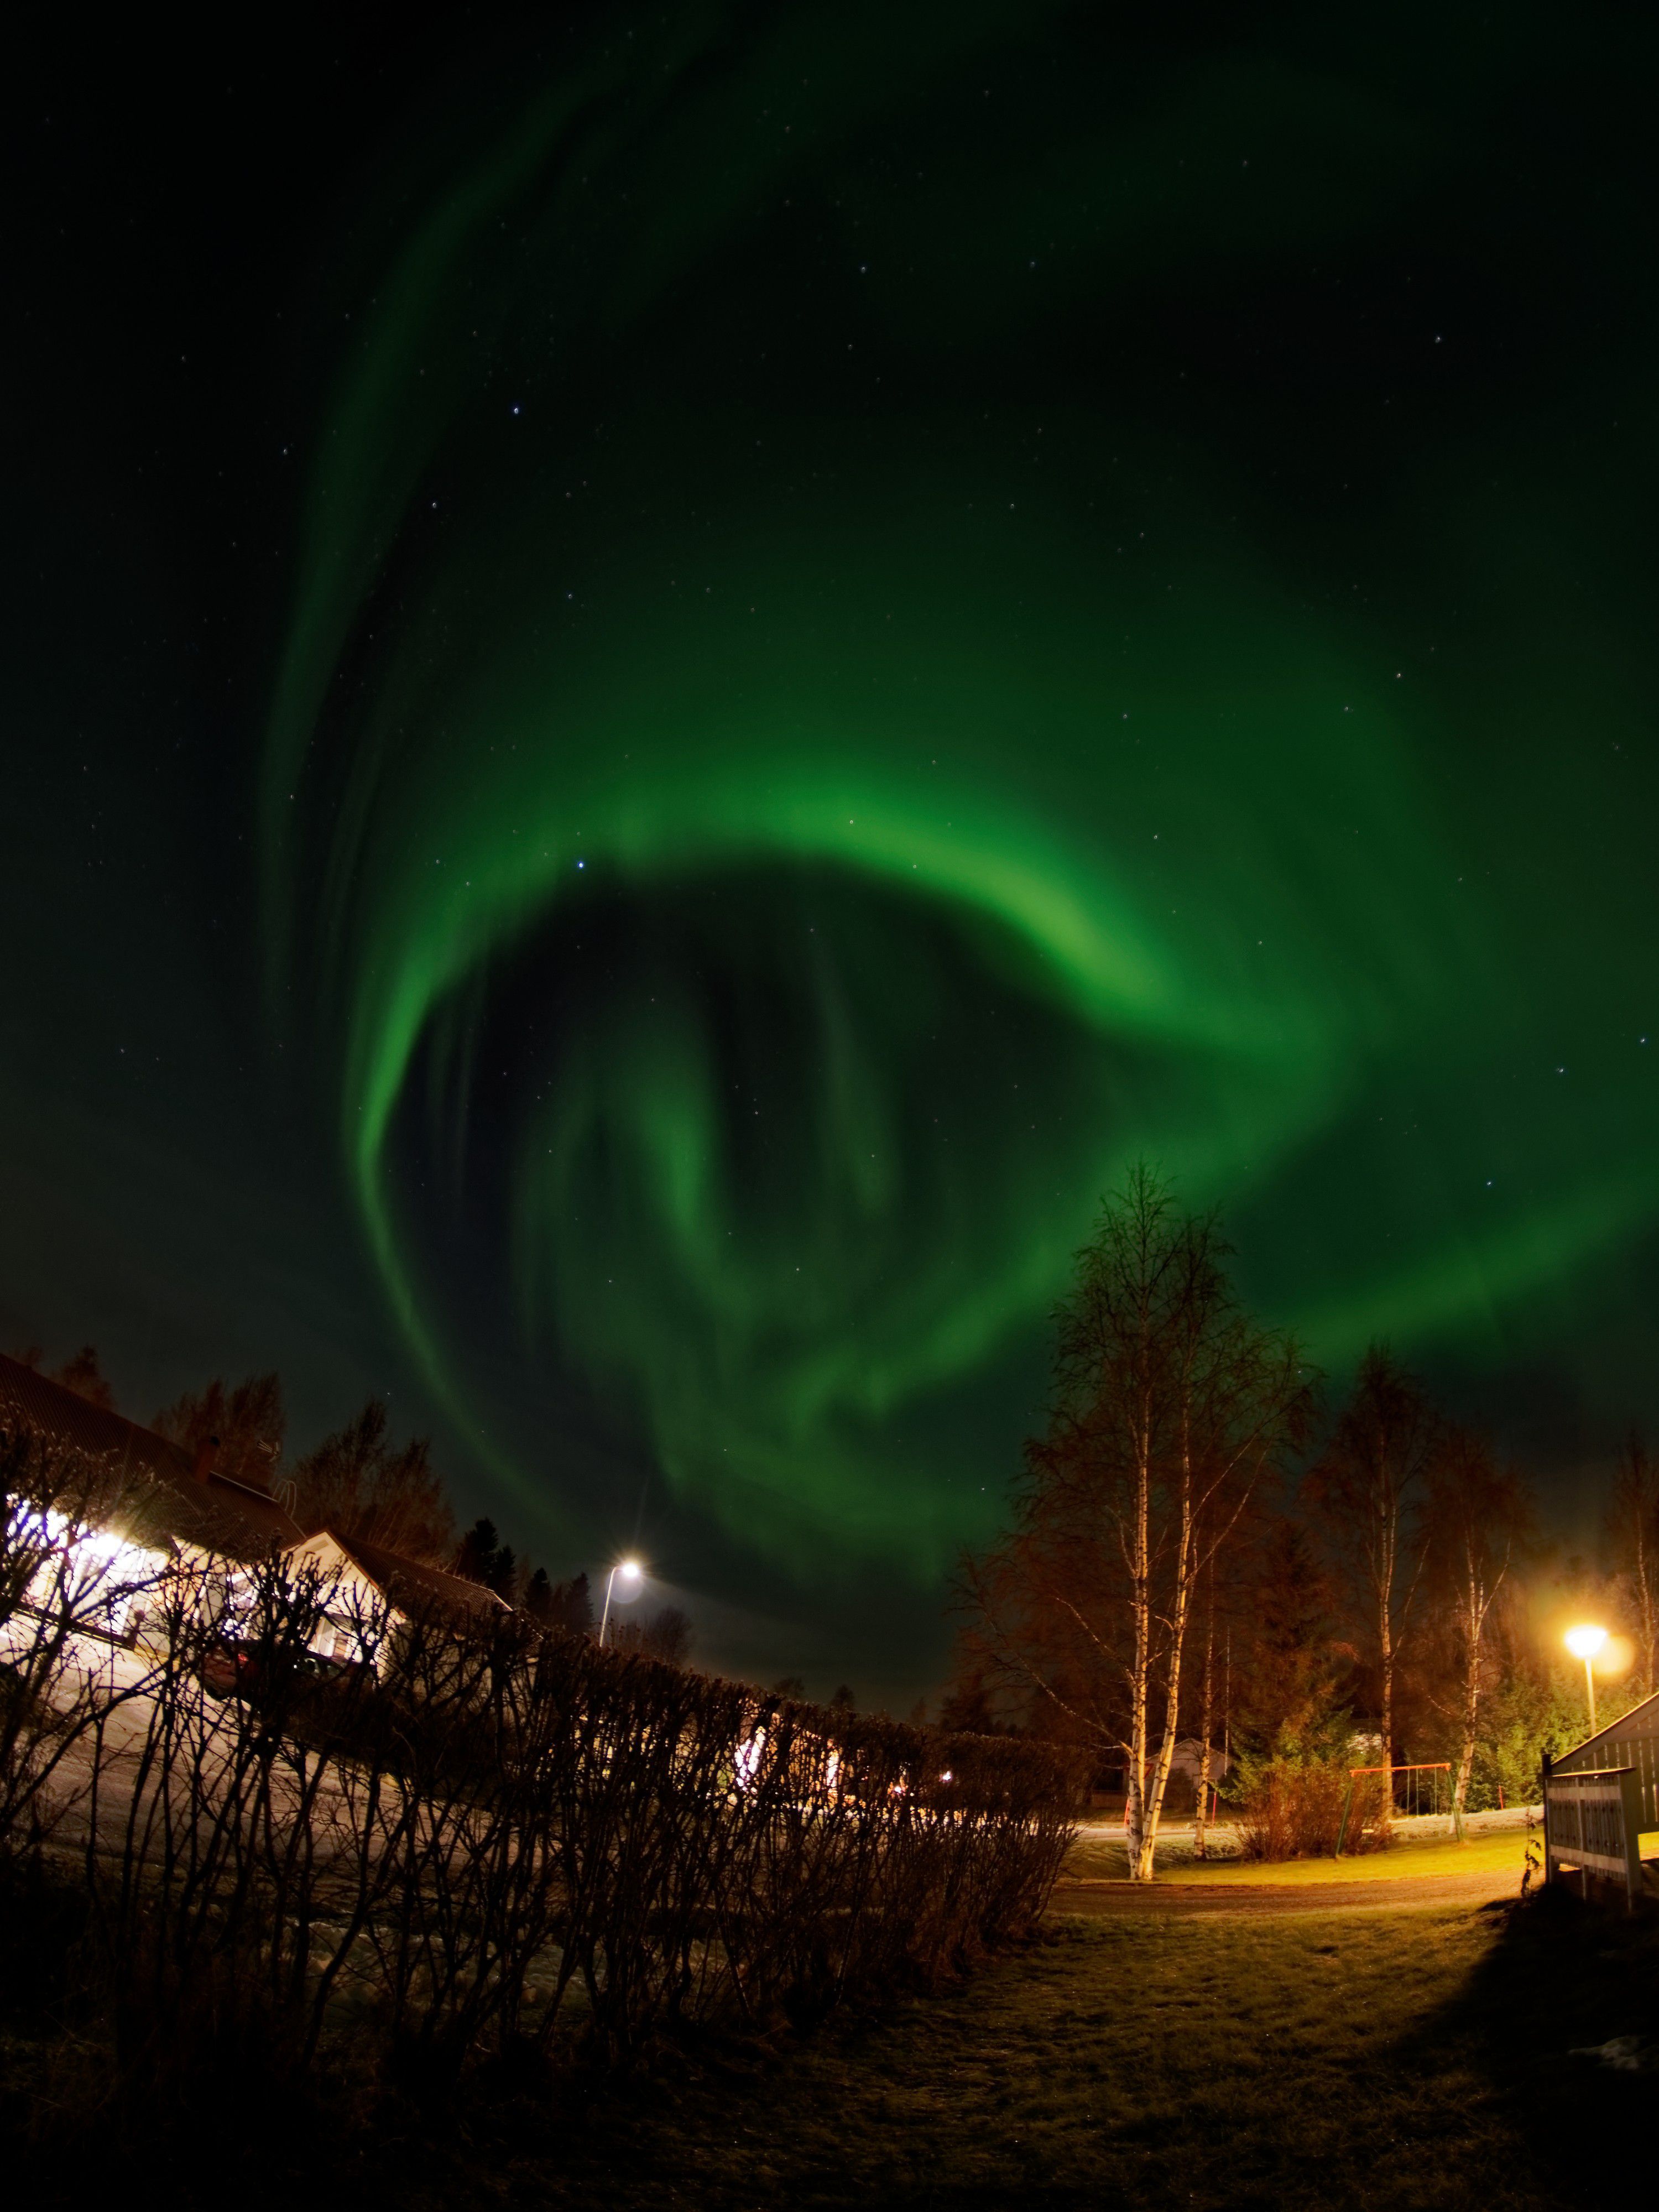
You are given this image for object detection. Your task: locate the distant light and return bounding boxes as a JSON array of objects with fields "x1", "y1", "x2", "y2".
[
  {"x1": 1566, "y1": 1624, "x2": 1608, "y2": 1661},
  {"x1": 618, "y1": 1558, "x2": 643, "y2": 1582},
  {"x1": 735, "y1": 1729, "x2": 766, "y2": 1790}
]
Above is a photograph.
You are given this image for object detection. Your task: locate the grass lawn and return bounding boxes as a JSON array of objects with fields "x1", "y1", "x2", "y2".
[
  {"x1": 312, "y1": 1891, "x2": 1657, "y2": 2212},
  {"x1": 1065, "y1": 1825, "x2": 1533, "y2": 1885},
  {"x1": 12, "y1": 1860, "x2": 1657, "y2": 2209}
]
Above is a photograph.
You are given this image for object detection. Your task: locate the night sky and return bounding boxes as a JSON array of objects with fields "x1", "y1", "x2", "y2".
[{"x1": 7, "y1": 7, "x2": 1658, "y2": 1700}]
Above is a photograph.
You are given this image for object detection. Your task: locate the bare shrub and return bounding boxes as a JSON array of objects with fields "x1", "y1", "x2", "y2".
[
  {"x1": 11, "y1": 1542, "x2": 1083, "y2": 2124},
  {"x1": 0, "y1": 1429, "x2": 170, "y2": 1870},
  {"x1": 78, "y1": 1551, "x2": 382, "y2": 2115},
  {"x1": 1233, "y1": 1759, "x2": 1390, "y2": 1860}
]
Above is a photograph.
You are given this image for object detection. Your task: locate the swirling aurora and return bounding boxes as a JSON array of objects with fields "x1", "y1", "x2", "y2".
[{"x1": 264, "y1": 6, "x2": 1659, "y2": 1587}]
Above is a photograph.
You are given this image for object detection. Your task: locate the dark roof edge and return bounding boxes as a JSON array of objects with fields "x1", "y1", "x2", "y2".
[{"x1": 1551, "y1": 1686, "x2": 1659, "y2": 1768}]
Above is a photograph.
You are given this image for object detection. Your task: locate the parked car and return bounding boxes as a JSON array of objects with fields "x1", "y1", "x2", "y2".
[{"x1": 198, "y1": 1637, "x2": 363, "y2": 1702}]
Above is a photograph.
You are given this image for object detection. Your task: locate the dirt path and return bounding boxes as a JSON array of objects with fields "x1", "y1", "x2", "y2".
[{"x1": 1050, "y1": 1867, "x2": 1522, "y2": 1915}]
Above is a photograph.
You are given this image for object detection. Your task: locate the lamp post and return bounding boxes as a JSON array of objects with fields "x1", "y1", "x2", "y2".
[
  {"x1": 598, "y1": 1557, "x2": 643, "y2": 1647},
  {"x1": 1564, "y1": 1623, "x2": 1608, "y2": 1735}
]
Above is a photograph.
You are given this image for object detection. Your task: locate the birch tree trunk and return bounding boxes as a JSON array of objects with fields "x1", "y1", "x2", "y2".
[
  {"x1": 1453, "y1": 1561, "x2": 1490, "y2": 1815},
  {"x1": 1423, "y1": 1431, "x2": 1519, "y2": 1819},
  {"x1": 1378, "y1": 1477, "x2": 1395, "y2": 1785},
  {"x1": 1125, "y1": 1384, "x2": 1153, "y2": 1878},
  {"x1": 1126, "y1": 1550, "x2": 1149, "y2": 1872},
  {"x1": 1308, "y1": 1352, "x2": 1437, "y2": 1812},
  {"x1": 1634, "y1": 1491, "x2": 1657, "y2": 1692},
  {"x1": 1454, "y1": 1635, "x2": 1478, "y2": 1814},
  {"x1": 1135, "y1": 1618, "x2": 1179, "y2": 1879},
  {"x1": 1134, "y1": 1444, "x2": 1195, "y2": 1879},
  {"x1": 1193, "y1": 1580, "x2": 1215, "y2": 1858},
  {"x1": 1379, "y1": 1623, "x2": 1394, "y2": 1794}
]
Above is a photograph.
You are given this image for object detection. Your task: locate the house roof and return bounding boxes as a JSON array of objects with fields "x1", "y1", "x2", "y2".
[
  {"x1": 1551, "y1": 1686, "x2": 1659, "y2": 1832},
  {"x1": 0, "y1": 1352, "x2": 304, "y2": 1562},
  {"x1": 1553, "y1": 1686, "x2": 1659, "y2": 1768},
  {"x1": 333, "y1": 1530, "x2": 511, "y2": 1619}
]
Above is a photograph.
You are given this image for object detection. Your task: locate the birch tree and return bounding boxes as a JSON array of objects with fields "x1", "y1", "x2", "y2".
[
  {"x1": 958, "y1": 1167, "x2": 1313, "y2": 1880},
  {"x1": 1306, "y1": 1347, "x2": 1437, "y2": 1778},
  {"x1": 1421, "y1": 1428, "x2": 1530, "y2": 1813},
  {"x1": 1605, "y1": 1433, "x2": 1659, "y2": 1694},
  {"x1": 1192, "y1": 1559, "x2": 1219, "y2": 1857}
]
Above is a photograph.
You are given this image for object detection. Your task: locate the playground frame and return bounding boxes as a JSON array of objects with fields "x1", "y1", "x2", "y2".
[{"x1": 1336, "y1": 1762, "x2": 1458, "y2": 1856}]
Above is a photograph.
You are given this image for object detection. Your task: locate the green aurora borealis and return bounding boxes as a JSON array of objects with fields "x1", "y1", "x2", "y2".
[
  {"x1": 8, "y1": 7, "x2": 1659, "y2": 1688},
  {"x1": 260, "y1": 6, "x2": 1659, "y2": 1584}
]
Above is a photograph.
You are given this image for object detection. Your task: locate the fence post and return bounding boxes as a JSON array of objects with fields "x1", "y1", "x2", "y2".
[
  {"x1": 1335, "y1": 1770, "x2": 1357, "y2": 1858},
  {"x1": 1540, "y1": 1751, "x2": 1552, "y2": 1887}
]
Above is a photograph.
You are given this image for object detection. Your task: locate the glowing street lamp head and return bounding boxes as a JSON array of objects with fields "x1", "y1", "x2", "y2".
[
  {"x1": 1564, "y1": 1623, "x2": 1608, "y2": 1661},
  {"x1": 597, "y1": 1555, "x2": 648, "y2": 1647}
]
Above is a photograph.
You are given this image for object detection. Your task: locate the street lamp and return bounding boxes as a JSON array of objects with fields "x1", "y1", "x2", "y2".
[
  {"x1": 598, "y1": 1557, "x2": 643, "y2": 1647},
  {"x1": 1564, "y1": 1623, "x2": 1608, "y2": 1734}
]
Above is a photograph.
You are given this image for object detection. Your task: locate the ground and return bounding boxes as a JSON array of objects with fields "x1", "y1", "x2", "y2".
[
  {"x1": 341, "y1": 1832, "x2": 1654, "y2": 2212},
  {"x1": 8, "y1": 1826, "x2": 1655, "y2": 2210}
]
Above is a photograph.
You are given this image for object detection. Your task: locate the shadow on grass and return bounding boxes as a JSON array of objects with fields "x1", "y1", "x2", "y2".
[
  {"x1": 1411, "y1": 1887, "x2": 1659, "y2": 2207},
  {"x1": 13, "y1": 1869, "x2": 1659, "y2": 2212}
]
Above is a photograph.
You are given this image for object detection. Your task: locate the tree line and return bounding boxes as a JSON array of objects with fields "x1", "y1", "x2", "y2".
[
  {"x1": 5, "y1": 1343, "x2": 691, "y2": 1665},
  {"x1": 948, "y1": 1167, "x2": 1652, "y2": 1877}
]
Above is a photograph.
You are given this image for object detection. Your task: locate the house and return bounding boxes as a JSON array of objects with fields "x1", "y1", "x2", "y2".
[
  {"x1": 0, "y1": 1350, "x2": 306, "y2": 1564},
  {"x1": 0, "y1": 1353, "x2": 505, "y2": 1662},
  {"x1": 283, "y1": 1526, "x2": 509, "y2": 1668}
]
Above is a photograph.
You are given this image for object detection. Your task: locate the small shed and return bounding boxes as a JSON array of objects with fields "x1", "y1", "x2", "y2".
[
  {"x1": 1544, "y1": 1689, "x2": 1659, "y2": 1905},
  {"x1": 1549, "y1": 1691, "x2": 1659, "y2": 1829}
]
